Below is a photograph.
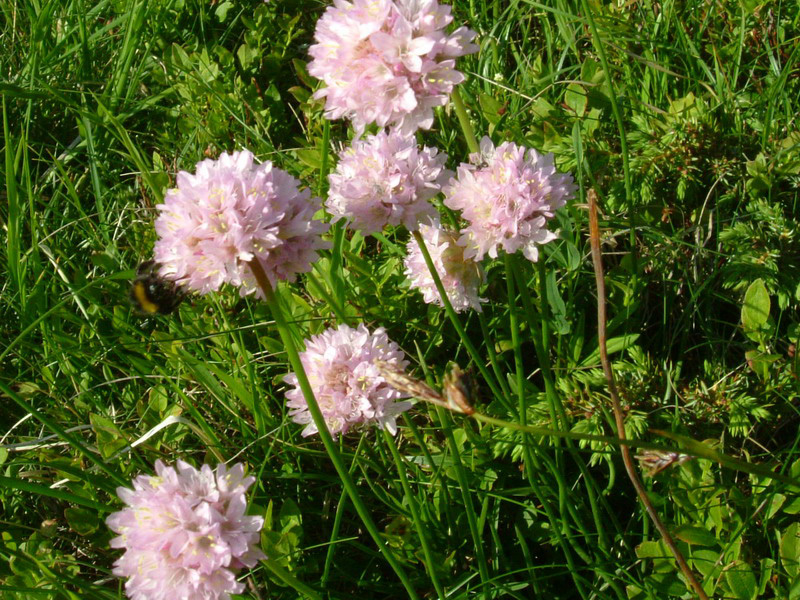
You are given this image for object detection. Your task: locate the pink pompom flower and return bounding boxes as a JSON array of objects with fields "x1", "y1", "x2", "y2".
[
  {"x1": 284, "y1": 323, "x2": 413, "y2": 437},
  {"x1": 405, "y1": 218, "x2": 485, "y2": 312},
  {"x1": 326, "y1": 129, "x2": 450, "y2": 234},
  {"x1": 308, "y1": 0, "x2": 478, "y2": 135},
  {"x1": 106, "y1": 460, "x2": 265, "y2": 600},
  {"x1": 443, "y1": 137, "x2": 577, "y2": 262},
  {"x1": 153, "y1": 150, "x2": 330, "y2": 297}
]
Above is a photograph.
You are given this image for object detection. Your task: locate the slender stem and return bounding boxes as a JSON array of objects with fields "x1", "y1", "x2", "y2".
[
  {"x1": 306, "y1": 269, "x2": 348, "y2": 323},
  {"x1": 411, "y1": 230, "x2": 508, "y2": 410},
  {"x1": 587, "y1": 191, "x2": 708, "y2": 600},
  {"x1": 579, "y1": 0, "x2": 636, "y2": 267},
  {"x1": 477, "y1": 310, "x2": 512, "y2": 401},
  {"x1": 248, "y1": 260, "x2": 420, "y2": 600},
  {"x1": 321, "y1": 489, "x2": 347, "y2": 587},
  {"x1": 383, "y1": 431, "x2": 446, "y2": 598},
  {"x1": 450, "y1": 87, "x2": 480, "y2": 154},
  {"x1": 504, "y1": 255, "x2": 589, "y2": 595},
  {"x1": 432, "y1": 404, "x2": 492, "y2": 597},
  {"x1": 506, "y1": 257, "x2": 561, "y2": 430}
]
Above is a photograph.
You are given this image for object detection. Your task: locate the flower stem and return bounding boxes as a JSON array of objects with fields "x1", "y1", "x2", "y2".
[
  {"x1": 248, "y1": 260, "x2": 420, "y2": 600},
  {"x1": 411, "y1": 230, "x2": 509, "y2": 411},
  {"x1": 382, "y1": 430, "x2": 446, "y2": 598},
  {"x1": 504, "y1": 254, "x2": 590, "y2": 596},
  {"x1": 451, "y1": 87, "x2": 480, "y2": 154}
]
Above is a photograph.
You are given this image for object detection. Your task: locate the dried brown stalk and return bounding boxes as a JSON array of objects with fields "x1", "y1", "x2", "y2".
[{"x1": 587, "y1": 189, "x2": 709, "y2": 600}]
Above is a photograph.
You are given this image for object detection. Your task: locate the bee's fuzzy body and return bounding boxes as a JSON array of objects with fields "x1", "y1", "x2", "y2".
[{"x1": 130, "y1": 260, "x2": 186, "y2": 315}]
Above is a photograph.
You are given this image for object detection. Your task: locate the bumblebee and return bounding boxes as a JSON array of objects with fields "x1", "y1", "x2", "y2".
[{"x1": 130, "y1": 260, "x2": 186, "y2": 315}]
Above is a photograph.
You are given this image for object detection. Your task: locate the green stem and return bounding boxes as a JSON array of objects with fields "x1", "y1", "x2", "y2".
[
  {"x1": 504, "y1": 255, "x2": 589, "y2": 594},
  {"x1": 433, "y1": 404, "x2": 492, "y2": 597},
  {"x1": 306, "y1": 269, "x2": 348, "y2": 323},
  {"x1": 248, "y1": 261, "x2": 419, "y2": 600},
  {"x1": 477, "y1": 310, "x2": 512, "y2": 402},
  {"x1": 579, "y1": 0, "x2": 636, "y2": 267},
  {"x1": 383, "y1": 431, "x2": 446, "y2": 598},
  {"x1": 411, "y1": 230, "x2": 508, "y2": 411},
  {"x1": 450, "y1": 87, "x2": 480, "y2": 154}
]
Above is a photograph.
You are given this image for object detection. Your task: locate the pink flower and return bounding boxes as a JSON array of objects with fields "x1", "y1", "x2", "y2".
[
  {"x1": 443, "y1": 137, "x2": 577, "y2": 262},
  {"x1": 308, "y1": 0, "x2": 478, "y2": 135},
  {"x1": 326, "y1": 129, "x2": 449, "y2": 234},
  {"x1": 404, "y1": 218, "x2": 485, "y2": 312},
  {"x1": 284, "y1": 323, "x2": 412, "y2": 437},
  {"x1": 153, "y1": 150, "x2": 329, "y2": 297},
  {"x1": 106, "y1": 461, "x2": 265, "y2": 600}
]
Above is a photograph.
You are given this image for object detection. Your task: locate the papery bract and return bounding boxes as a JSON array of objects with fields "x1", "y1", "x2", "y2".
[
  {"x1": 284, "y1": 323, "x2": 412, "y2": 437},
  {"x1": 106, "y1": 460, "x2": 265, "y2": 600},
  {"x1": 443, "y1": 137, "x2": 577, "y2": 262},
  {"x1": 154, "y1": 150, "x2": 329, "y2": 298},
  {"x1": 405, "y1": 218, "x2": 485, "y2": 312},
  {"x1": 308, "y1": 0, "x2": 478, "y2": 135},
  {"x1": 327, "y1": 129, "x2": 449, "y2": 234}
]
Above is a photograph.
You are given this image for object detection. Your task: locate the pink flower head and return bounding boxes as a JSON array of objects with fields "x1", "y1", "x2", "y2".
[
  {"x1": 443, "y1": 137, "x2": 577, "y2": 262},
  {"x1": 308, "y1": 0, "x2": 478, "y2": 135},
  {"x1": 154, "y1": 150, "x2": 330, "y2": 297},
  {"x1": 405, "y1": 218, "x2": 485, "y2": 312},
  {"x1": 326, "y1": 129, "x2": 450, "y2": 234},
  {"x1": 284, "y1": 323, "x2": 412, "y2": 437},
  {"x1": 106, "y1": 460, "x2": 265, "y2": 600}
]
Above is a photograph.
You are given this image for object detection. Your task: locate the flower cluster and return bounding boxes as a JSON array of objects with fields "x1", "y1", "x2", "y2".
[
  {"x1": 153, "y1": 150, "x2": 329, "y2": 297},
  {"x1": 284, "y1": 323, "x2": 413, "y2": 437},
  {"x1": 443, "y1": 137, "x2": 577, "y2": 262},
  {"x1": 404, "y1": 219, "x2": 484, "y2": 312},
  {"x1": 308, "y1": 0, "x2": 478, "y2": 135},
  {"x1": 327, "y1": 129, "x2": 449, "y2": 234},
  {"x1": 107, "y1": 461, "x2": 264, "y2": 600}
]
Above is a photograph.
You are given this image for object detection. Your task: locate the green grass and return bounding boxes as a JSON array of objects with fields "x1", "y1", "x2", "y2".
[{"x1": 2, "y1": 0, "x2": 800, "y2": 599}]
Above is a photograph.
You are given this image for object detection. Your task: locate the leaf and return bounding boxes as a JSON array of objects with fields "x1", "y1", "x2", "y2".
[
  {"x1": 782, "y1": 523, "x2": 800, "y2": 578},
  {"x1": 564, "y1": 83, "x2": 587, "y2": 117},
  {"x1": 673, "y1": 525, "x2": 718, "y2": 547},
  {"x1": 294, "y1": 147, "x2": 322, "y2": 169},
  {"x1": 478, "y1": 93, "x2": 504, "y2": 126},
  {"x1": 783, "y1": 497, "x2": 800, "y2": 515},
  {"x1": 741, "y1": 278, "x2": 770, "y2": 333},
  {"x1": 545, "y1": 269, "x2": 570, "y2": 335},
  {"x1": 635, "y1": 540, "x2": 664, "y2": 559},
  {"x1": 767, "y1": 493, "x2": 787, "y2": 519},
  {"x1": 89, "y1": 413, "x2": 127, "y2": 459},
  {"x1": 745, "y1": 350, "x2": 780, "y2": 379},
  {"x1": 579, "y1": 334, "x2": 640, "y2": 368},
  {"x1": 725, "y1": 559, "x2": 758, "y2": 600},
  {"x1": 279, "y1": 499, "x2": 302, "y2": 533},
  {"x1": 790, "y1": 574, "x2": 800, "y2": 600},
  {"x1": 64, "y1": 507, "x2": 99, "y2": 536},
  {"x1": 692, "y1": 548, "x2": 723, "y2": 578}
]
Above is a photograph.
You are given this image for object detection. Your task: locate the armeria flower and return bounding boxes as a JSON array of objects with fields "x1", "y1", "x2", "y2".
[
  {"x1": 404, "y1": 218, "x2": 484, "y2": 312},
  {"x1": 284, "y1": 323, "x2": 412, "y2": 437},
  {"x1": 308, "y1": 0, "x2": 478, "y2": 135},
  {"x1": 326, "y1": 129, "x2": 449, "y2": 234},
  {"x1": 154, "y1": 150, "x2": 329, "y2": 297},
  {"x1": 443, "y1": 137, "x2": 577, "y2": 262},
  {"x1": 106, "y1": 460, "x2": 265, "y2": 600}
]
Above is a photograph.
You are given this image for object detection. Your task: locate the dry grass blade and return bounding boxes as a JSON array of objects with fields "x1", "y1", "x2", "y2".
[{"x1": 587, "y1": 189, "x2": 709, "y2": 600}]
